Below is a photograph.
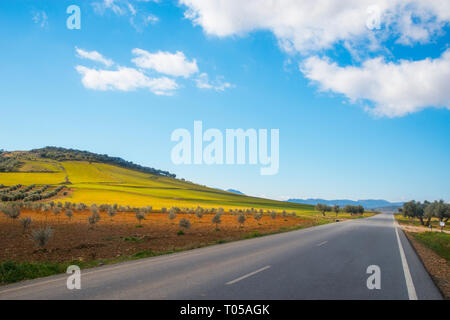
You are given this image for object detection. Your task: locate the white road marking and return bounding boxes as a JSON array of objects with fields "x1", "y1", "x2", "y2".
[
  {"x1": 226, "y1": 266, "x2": 271, "y2": 285},
  {"x1": 317, "y1": 241, "x2": 328, "y2": 246},
  {"x1": 394, "y1": 220, "x2": 418, "y2": 300}
]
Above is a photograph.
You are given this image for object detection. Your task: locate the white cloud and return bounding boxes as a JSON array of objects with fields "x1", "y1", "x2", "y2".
[
  {"x1": 195, "y1": 73, "x2": 233, "y2": 91},
  {"x1": 300, "y1": 49, "x2": 450, "y2": 117},
  {"x1": 32, "y1": 11, "x2": 48, "y2": 28},
  {"x1": 76, "y1": 47, "x2": 114, "y2": 67},
  {"x1": 180, "y1": 0, "x2": 450, "y2": 53},
  {"x1": 75, "y1": 47, "x2": 230, "y2": 95},
  {"x1": 93, "y1": 0, "x2": 127, "y2": 15},
  {"x1": 132, "y1": 49, "x2": 199, "y2": 78},
  {"x1": 76, "y1": 65, "x2": 178, "y2": 95},
  {"x1": 145, "y1": 14, "x2": 159, "y2": 24},
  {"x1": 93, "y1": 0, "x2": 160, "y2": 30},
  {"x1": 180, "y1": 0, "x2": 450, "y2": 116}
]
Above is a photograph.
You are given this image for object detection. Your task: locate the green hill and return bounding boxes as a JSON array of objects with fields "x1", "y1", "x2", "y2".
[{"x1": 0, "y1": 147, "x2": 314, "y2": 213}]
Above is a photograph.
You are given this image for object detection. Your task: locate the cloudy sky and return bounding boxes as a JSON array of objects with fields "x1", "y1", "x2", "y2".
[{"x1": 0, "y1": 0, "x2": 449, "y2": 202}]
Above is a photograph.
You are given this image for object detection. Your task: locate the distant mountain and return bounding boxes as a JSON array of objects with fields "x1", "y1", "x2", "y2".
[
  {"x1": 374, "y1": 205, "x2": 402, "y2": 213},
  {"x1": 287, "y1": 198, "x2": 403, "y2": 209},
  {"x1": 227, "y1": 189, "x2": 245, "y2": 195}
]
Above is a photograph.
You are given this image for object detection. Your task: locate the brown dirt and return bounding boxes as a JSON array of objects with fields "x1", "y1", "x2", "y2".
[
  {"x1": 400, "y1": 224, "x2": 449, "y2": 234},
  {"x1": 405, "y1": 232, "x2": 450, "y2": 299},
  {"x1": 0, "y1": 210, "x2": 316, "y2": 264}
]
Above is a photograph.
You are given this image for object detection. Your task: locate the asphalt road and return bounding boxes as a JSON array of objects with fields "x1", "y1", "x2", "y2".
[{"x1": 0, "y1": 212, "x2": 442, "y2": 300}]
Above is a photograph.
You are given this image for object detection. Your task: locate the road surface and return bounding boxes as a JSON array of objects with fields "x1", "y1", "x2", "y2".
[{"x1": 0, "y1": 212, "x2": 442, "y2": 299}]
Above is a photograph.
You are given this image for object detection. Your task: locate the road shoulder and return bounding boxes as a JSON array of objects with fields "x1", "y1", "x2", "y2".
[{"x1": 404, "y1": 232, "x2": 449, "y2": 300}]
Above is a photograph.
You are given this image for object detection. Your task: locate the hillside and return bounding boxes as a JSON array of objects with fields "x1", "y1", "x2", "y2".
[{"x1": 0, "y1": 147, "x2": 313, "y2": 212}]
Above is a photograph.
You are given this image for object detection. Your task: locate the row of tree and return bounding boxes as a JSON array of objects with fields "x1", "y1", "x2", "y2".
[
  {"x1": 32, "y1": 146, "x2": 176, "y2": 178},
  {"x1": 0, "y1": 157, "x2": 21, "y2": 172},
  {"x1": 0, "y1": 184, "x2": 65, "y2": 202},
  {"x1": 315, "y1": 203, "x2": 365, "y2": 216},
  {"x1": 400, "y1": 200, "x2": 450, "y2": 225}
]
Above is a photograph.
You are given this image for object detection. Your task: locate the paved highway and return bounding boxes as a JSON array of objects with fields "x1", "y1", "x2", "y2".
[{"x1": 0, "y1": 212, "x2": 442, "y2": 299}]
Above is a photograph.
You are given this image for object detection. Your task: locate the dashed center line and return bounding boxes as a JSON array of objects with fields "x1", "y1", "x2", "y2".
[
  {"x1": 317, "y1": 241, "x2": 328, "y2": 246},
  {"x1": 226, "y1": 266, "x2": 271, "y2": 285}
]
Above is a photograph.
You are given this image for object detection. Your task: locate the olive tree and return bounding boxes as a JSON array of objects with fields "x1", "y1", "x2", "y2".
[
  {"x1": 212, "y1": 213, "x2": 221, "y2": 230},
  {"x1": 237, "y1": 213, "x2": 246, "y2": 227},
  {"x1": 315, "y1": 203, "x2": 331, "y2": 216},
  {"x1": 333, "y1": 205, "x2": 340, "y2": 218},
  {"x1": 403, "y1": 200, "x2": 426, "y2": 225}
]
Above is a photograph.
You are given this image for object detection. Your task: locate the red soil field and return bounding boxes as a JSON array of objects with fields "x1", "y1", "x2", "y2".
[{"x1": 0, "y1": 209, "x2": 317, "y2": 264}]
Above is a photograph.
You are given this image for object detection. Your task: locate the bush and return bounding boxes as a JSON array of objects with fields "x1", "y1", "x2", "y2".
[
  {"x1": 52, "y1": 207, "x2": 61, "y2": 217},
  {"x1": 179, "y1": 218, "x2": 191, "y2": 229},
  {"x1": 136, "y1": 213, "x2": 145, "y2": 224},
  {"x1": 31, "y1": 227, "x2": 53, "y2": 248},
  {"x1": 212, "y1": 213, "x2": 221, "y2": 230},
  {"x1": 237, "y1": 213, "x2": 246, "y2": 226},
  {"x1": 0, "y1": 261, "x2": 67, "y2": 285},
  {"x1": 65, "y1": 209, "x2": 73, "y2": 220},
  {"x1": 107, "y1": 207, "x2": 116, "y2": 219},
  {"x1": 195, "y1": 207, "x2": 204, "y2": 219},
  {"x1": 168, "y1": 208, "x2": 176, "y2": 220},
  {"x1": 20, "y1": 217, "x2": 32, "y2": 230},
  {"x1": 2, "y1": 205, "x2": 20, "y2": 220}
]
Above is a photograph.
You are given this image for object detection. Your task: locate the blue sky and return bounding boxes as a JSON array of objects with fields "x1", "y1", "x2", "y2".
[{"x1": 0, "y1": 0, "x2": 449, "y2": 202}]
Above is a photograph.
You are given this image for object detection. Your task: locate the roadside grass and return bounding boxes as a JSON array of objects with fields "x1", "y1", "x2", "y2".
[
  {"x1": 0, "y1": 249, "x2": 176, "y2": 286},
  {"x1": 395, "y1": 214, "x2": 449, "y2": 231},
  {"x1": 412, "y1": 232, "x2": 450, "y2": 261},
  {"x1": 0, "y1": 217, "x2": 336, "y2": 286},
  {"x1": 0, "y1": 261, "x2": 68, "y2": 285}
]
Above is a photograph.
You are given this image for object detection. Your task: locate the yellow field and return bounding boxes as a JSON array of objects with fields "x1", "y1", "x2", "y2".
[
  {"x1": 0, "y1": 159, "x2": 315, "y2": 213},
  {"x1": 18, "y1": 160, "x2": 61, "y2": 172},
  {"x1": 0, "y1": 171, "x2": 66, "y2": 185}
]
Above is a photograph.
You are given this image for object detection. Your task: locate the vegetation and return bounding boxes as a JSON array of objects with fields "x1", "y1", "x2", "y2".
[
  {"x1": 0, "y1": 157, "x2": 21, "y2": 172},
  {"x1": 30, "y1": 146, "x2": 175, "y2": 177},
  {"x1": 168, "y1": 208, "x2": 176, "y2": 221},
  {"x1": 315, "y1": 203, "x2": 331, "y2": 216},
  {"x1": 20, "y1": 217, "x2": 32, "y2": 231},
  {"x1": 179, "y1": 218, "x2": 191, "y2": 230},
  {"x1": 0, "y1": 149, "x2": 315, "y2": 213},
  {"x1": 65, "y1": 209, "x2": 73, "y2": 220},
  {"x1": 412, "y1": 232, "x2": 450, "y2": 261},
  {"x1": 0, "y1": 202, "x2": 342, "y2": 285},
  {"x1": 237, "y1": 213, "x2": 246, "y2": 227},
  {"x1": 212, "y1": 213, "x2": 221, "y2": 230},
  {"x1": 401, "y1": 200, "x2": 450, "y2": 227},
  {"x1": 31, "y1": 227, "x2": 53, "y2": 248},
  {"x1": 0, "y1": 184, "x2": 65, "y2": 202},
  {"x1": 343, "y1": 205, "x2": 365, "y2": 215},
  {"x1": 333, "y1": 205, "x2": 340, "y2": 217},
  {"x1": 0, "y1": 261, "x2": 67, "y2": 285},
  {"x1": 135, "y1": 213, "x2": 145, "y2": 226}
]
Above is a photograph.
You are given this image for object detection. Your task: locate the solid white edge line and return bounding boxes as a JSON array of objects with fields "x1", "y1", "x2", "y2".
[
  {"x1": 226, "y1": 266, "x2": 271, "y2": 285},
  {"x1": 394, "y1": 221, "x2": 418, "y2": 300}
]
